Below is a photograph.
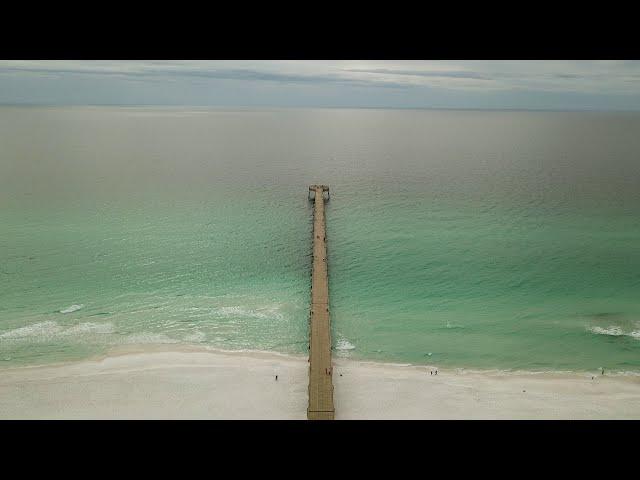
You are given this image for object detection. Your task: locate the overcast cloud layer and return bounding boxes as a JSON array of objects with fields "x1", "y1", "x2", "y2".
[{"x1": 1, "y1": 60, "x2": 639, "y2": 110}]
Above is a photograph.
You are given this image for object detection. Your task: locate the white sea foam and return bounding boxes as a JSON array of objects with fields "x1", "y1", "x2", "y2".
[
  {"x1": 336, "y1": 339, "x2": 356, "y2": 350},
  {"x1": 445, "y1": 322, "x2": 464, "y2": 329},
  {"x1": 588, "y1": 325, "x2": 639, "y2": 339},
  {"x1": 0, "y1": 321, "x2": 114, "y2": 341},
  {"x1": 65, "y1": 322, "x2": 115, "y2": 335},
  {"x1": 589, "y1": 326, "x2": 624, "y2": 336},
  {"x1": 0, "y1": 321, "x2": 63, "y2": 339},
  {"x1": 0, "y1": 319, "x2": 188, "y2": 349},
  {"x1": 60, "y1": 304, "x2": 84, "y2": 314},
  {"x1": 216, "y1": 306, "x2": 245, "y2": 317},
  {"x1": 184, "y1": 330, "x2": 207, "y2": 343},
  {"x1": 214, "y1": 305, "x2": 284, "y2": 321},
  {"x1": 121, "y1": 332, "x2": 179, "y2": 345}
]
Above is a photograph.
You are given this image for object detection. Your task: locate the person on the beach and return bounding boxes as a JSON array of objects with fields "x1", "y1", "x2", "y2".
[
  {"x1": 430, "y1": 371, "x2": 432, "y2": 375},
  {"x1": 435, "y1": 369, "x2": 438, "y2": 375},
  {"x1": 602, "y1": 368, "x2": 605, "y2": 375},
  {"x1": 275, "y1": 375, "x2": 278, "y2": 381}
]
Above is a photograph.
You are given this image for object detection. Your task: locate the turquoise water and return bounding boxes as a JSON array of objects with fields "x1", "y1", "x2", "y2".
[{"x1": 1, "y1": 106, "x2": 640, "y2": 371}]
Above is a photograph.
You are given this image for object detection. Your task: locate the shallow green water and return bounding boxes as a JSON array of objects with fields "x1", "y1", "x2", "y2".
[{"x1": 1, "y1": 106, "x2": 640, "y2": 370}]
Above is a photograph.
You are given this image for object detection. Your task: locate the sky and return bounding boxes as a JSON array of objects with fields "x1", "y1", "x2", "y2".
[{"x1": 1, "y1": 60, "x2": 639, "y2": 110}]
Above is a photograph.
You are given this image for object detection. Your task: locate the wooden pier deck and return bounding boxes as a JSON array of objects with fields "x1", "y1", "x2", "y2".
[{"x1": 307, "y1": 185, "x2": 334, "y2": 420}]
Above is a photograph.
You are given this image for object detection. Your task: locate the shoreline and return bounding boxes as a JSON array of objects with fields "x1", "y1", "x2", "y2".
[
  {"x1": 1, "y1": 344, "x2": 640, "y2": 419},
  {"x1": 2, "y1": 342, "x2": 639, "y2": 377}
]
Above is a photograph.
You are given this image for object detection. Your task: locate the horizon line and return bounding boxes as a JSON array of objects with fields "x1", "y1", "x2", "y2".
[{"x1": 2, "y1": 103, "x2": 639, "y2": 113}]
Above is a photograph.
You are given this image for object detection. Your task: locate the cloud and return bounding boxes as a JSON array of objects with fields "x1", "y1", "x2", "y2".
[
  {"x1": 0, "y1": 61, "x2": 411, "y2": 89},
  {"x1": 0, "y1": 60, "x2": 639, "y2": 109},
  {"x1": 345, "y1": 68, "x2": 492, "y2": 80}
]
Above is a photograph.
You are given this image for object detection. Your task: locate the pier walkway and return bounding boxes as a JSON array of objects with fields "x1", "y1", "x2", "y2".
[{"x1": 307, "y1": 185, "x2": 334, "y2": 420}]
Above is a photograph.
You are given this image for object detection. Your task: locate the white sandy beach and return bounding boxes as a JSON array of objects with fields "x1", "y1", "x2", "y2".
[{"x1": 1, "y1": 346, "x2": 639, "y2": 419}]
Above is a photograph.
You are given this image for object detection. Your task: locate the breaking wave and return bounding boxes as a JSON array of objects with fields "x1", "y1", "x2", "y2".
[
  {"x1": 0, "y1": 321, "x2": 115, "y2": 340},
  {"x1": 336, "y1": 339, "x2": 356, "y2": 350},
  {"x1": 212, "y1": 305, "x2": 284, "y2": 321},
  {"x1": 184, "y1": 330, "x2": 207, "y2": 343},
  {"x1": 588, "y1": 325, "x2": 640, "y2": 339},
  {"x1": 120, "y1": 332, "x2": 179, "y2": 344},
  {"x1": 60, "y1": 304, "x2": 84, "y2": 314}
]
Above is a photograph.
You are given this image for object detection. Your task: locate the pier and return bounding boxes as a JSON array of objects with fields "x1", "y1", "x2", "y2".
[{"x1": 307, "y1": 185, "x2": 334, "y2": 420}]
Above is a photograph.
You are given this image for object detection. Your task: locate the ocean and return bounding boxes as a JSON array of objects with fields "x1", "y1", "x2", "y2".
[{"x1": 1, "y1": 106, "x2": 640, "y2": 371}]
